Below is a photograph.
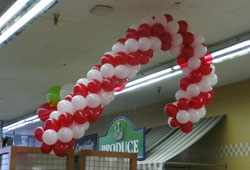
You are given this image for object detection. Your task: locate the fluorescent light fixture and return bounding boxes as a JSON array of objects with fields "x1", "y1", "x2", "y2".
[
  {"x1": 0, "y1": 0, "x2": 55, "y2": 44},
  {"x1": 115, "y1": 70, "x2": 182, "y2": 95},
  {"x1": 126, "y1": 68, "x2": 172, "y2": 88},
  {"x1": 212, "y1": 47, "x2": 250, "y2": 64},
  {"x1": 0, "y1": 0, "x2": 30, "y2": 29},
  {"x1": 3, "y1": 115, "x2": 39, "y2": 133},
  {"x1": 212, "y1": 39, "x2": 250, "y2": 57}
]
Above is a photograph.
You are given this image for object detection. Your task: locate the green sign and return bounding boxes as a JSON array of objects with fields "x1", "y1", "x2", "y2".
[{"x1": 98, "y1": 116, "x2": 145, "y2": 160}]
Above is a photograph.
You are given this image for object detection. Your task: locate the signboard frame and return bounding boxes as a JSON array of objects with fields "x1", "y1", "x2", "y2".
[{"x1": 98, "y1": 116, "x2": 145, "y2": 161}]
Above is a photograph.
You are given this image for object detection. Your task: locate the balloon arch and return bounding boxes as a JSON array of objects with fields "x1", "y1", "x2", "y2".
[{"x1": 34, "y1": 13, "x2": 217, "y2": 157}]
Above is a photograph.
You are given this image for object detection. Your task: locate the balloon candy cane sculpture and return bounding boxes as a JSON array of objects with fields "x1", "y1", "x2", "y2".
[{"x1": 34, "y1": 13, "x2": 217, "y2": 156}]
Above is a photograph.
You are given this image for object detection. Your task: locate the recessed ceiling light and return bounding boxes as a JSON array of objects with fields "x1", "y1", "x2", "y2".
[{"x1": 90, "y1": 5, "x2": 113, "y2": 16}]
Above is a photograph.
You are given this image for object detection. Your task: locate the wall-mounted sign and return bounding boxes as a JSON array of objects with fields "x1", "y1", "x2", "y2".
[
  {"x1": 75, "y1": 134, "x2": 97, "y2": 150},
  {"x1": 98, "y1": 117, "x2": 145, "y2": 160}
]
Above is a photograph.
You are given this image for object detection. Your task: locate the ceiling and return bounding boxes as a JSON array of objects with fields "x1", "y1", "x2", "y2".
[{"x1": 1, "y1": 0, "x2": 250, "y2": 123}]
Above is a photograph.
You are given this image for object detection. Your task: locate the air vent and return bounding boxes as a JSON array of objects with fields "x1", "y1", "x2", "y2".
[{"x1": 90, "y1": 5, "x2": 113, "y2": 16}]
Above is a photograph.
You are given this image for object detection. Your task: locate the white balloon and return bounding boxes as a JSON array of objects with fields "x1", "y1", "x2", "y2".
[
  {"x1": 182, "y1": 67, "x2": 192, "y2": 77},
  {"x1": 175, "y1": 90, "x2": 191, "y2": 100},
  {"x1": 171, "y1": 33, "x2": 183, "y2": 47},
  {"x1": 209, "y1": 73, "x2": 218, "y2": 86},
  {"x1": 115, "y1": 65, "x2": 129, "y2": 79},
  {"x1": 86, "y1": 94, "x2": 101, "y2": 108},
  {"x1": 194, "y1": 45, "x2": 207, "y2": 58},
  {"x1": 99, "y1": 90, "x2": 110, "y2": 105},
  {"x1": 154, "y1": 15, "x2": 167, "y2": 26},
  {"x1": 198, "y1": 107, "x2": 206, "y2": 118},
  {"x1": 187, "y1": 84, "x2": 200, "y2": 97},
  {"x1": 193, "y1": 34, "x2": 204, "y2": 45},
  {"x1": 72, "y1": 95, "x2": 87, "y2": 111},
  {"x1": 168, "y1": 117, "x2": 178, "y2": 129},
  {"x1": 77, "y1": 78, "x2": 89, "y2": 86},
  {"x1": 149, "y1": 37, "x2": 161, "y2": 51},
  {"x1": 169, "y1": 46, "x2": 181, "y2": 57},
  {"x1": 57, "y1": 100, "x2": 73, "y2": 114},
  {"x1": 58, "y1": 128, "x2": 73, "y2": 143},
  {"x1": 60, "y1": 83, "x2": 74, "y2": 99},
  {"x1": 189, "y1": 109, "x2": 200, "y2": 123},
  {"x1": 166, "y1": 21, "x2": 179, "y2": 34},
  {"x1": 211, "y1": 64, "x2": 216, "y2": 74},
  {"x1": 83, "y1": 122, "x2": 90, "y2": 131},
  {"x1": 138, "y1": 37, "x2": 151, "y2": 51},
  {"x1": 188, "y1": 57, "x2": 201, "y2": 69},
  {"x1": 140, "y1": 17, "x2": 154, "y2": 26},
  {"x1": 176, "y1": 110, "x2": 190, "y2": 124},
  {"x1": 129, "y1": 24, "x2": 139, "y2": 30},
  {"x1": 128, "y1": 69, "x2": 137, "y2": 79},
  {"x1": 100, "y1": 64, "x2": 115, "y2": 78},
  {"x1": 199, "y1": 78, "x2": 212, "y2": 92},
  {"x1": 87, "y1": 69, "x2": 103, "y2": 82},
  {"x1": 125, "y1": 38, "x2": 138, "y2": 53},
  {"x1": 49, "y1": 111, "x2": 60, "y2": 120},
  {"x1": 104, "y1": 51, "x2": 114, "y2": 56},
  {"x1": 112, "y1": 43, "x2": 126, "y2": 54},
  {"x1": 70, "y1": 123, "x2": 85, "y2": 139},
  {"x1": 42, "y1": 130, "x2": 58, "y2": 145}
]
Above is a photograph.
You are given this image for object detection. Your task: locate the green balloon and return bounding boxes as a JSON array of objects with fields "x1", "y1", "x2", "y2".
[{"x1": 47, "y1": 85, "x2": 61, "y2": 105}]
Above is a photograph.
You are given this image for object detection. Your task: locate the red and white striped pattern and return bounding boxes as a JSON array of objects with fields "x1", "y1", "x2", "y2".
[{"x1": 34, "y1": 13, "x2": 217, "y2": 156}]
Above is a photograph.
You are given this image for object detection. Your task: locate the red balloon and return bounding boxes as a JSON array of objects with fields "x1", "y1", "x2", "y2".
[
  {"x1": 128, "y1": 52, "x2": 140, "y2": 66},
  {"x1": 208, "y1": 89, "x2": 215, "y2": 97},
  {"x1": 138, "y1": 24, "x2": 151, "y2": 37},
  {"x1": 58, "y1": 112, "x2": 73, "y2": 127},
  {"x1": 92, "y1": 64, "x2": 101, "y2": 71},
  {"x1": 114, "y1": 52, "x2": 128, "y2": 65},
  {"x1": 199, "y1": 64, "x2": 212, "y2": 75},
  {"x1": 73, "y1": 110, "x2": 88, "y2": 124},
  {"x1": 87, "y1": 80, "x2": 101, "y2": 93},
  {"x1": 117, "y1": 38, "x2": 126, "y2": 44},
  {"x1": 190, "y1": 96, "x2": 204, "y2": 109},
  {"x1": 139, "y1": 54, "x2": 150, "y2": 65},
  {"x1": 181, "y1": 45, "x2": 194, "y2": 58},
  {"x1": 180, "y1": 121, "x2": 193, "y2": 133},
  {"x1": 178, "y1": 20, "x2": 188, "y2": 33},
  {"x1": 34, "y1": 127, "x2": 44, "y2": 142},
  {"x1": 53, "y1": 141, "x2": 70, "y2": 157},
  {"x1": 85, "y1": 107, "x2": 99, "y2": 123},
  {"x1": 177, "y1": 98, "x2": 190, "y2": 110},
  {"x1": 160, "y1": 32, "x2": 172, "y2": 51},
  {"x1": 179, "y1": 77, "x2": 191, "y2": 90},
  {"x1": 101, "y1": 54, "x2": 115, "y2": 66},
  {"x1": 68, "y1": 139, "x2": 75, "y2": 149},
  {"x1": 200, "y1": 53, "x2": 213, "y2": 64},
  {"x1": 64, "y1": 94, "x2": 73, "y2": 102},
  {"x1": 126, "y1": 29, "x2": 139, "y2": 40},
  {"x1": 189, "y1": 70, "x2": 203, "y2": 83},
  {"x1": 164, "y1": 104, "x2": 178, "y2": 117},
  {"x1": 141, "y1": 49, "x2": 154, "y2": 59},
  {"x1": 102, "y1": 79, "x2": 113, "y2": 92},
  {"x1": 37, "y1": 103, "x2": 56, "y2": 122},
  {"x1": 93, "y1": 105, "x2": 104, "y2": 117},
  {"x1": 200, "y1": 92, "x2": 212, "y2": 106},
  {"x1": 164, "y1": 14, "x2": 173, "y2": 22},
  {"x1": 169, "y1": 118, "x2": 180, "y2": 128},
  {"x1": 151, "y1": 23, "x2": 165, "y2": 37},
  {"x1": 41, "y1": 143, "x2": 52, "y2": 154},
  {"x1": 44, "y1": 118, "x2": 60, "y2": 131},
  {"x1": 176, "y1": 55, "x2": 188, "y2": 68},
  {"x1": 73, "y1": 84, "x2": 88, "y2": 97},
  {"x1": 109, "y1": 76, "x2": 123, "y2": 90},
  {"x1": 182, "y1": 32, "x2": 194, "y2": 45}
]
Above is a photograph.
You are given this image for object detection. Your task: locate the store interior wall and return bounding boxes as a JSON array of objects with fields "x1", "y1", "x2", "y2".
[{"x1": 87, "y1": 79, "x2": 250, "y2": 170}]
